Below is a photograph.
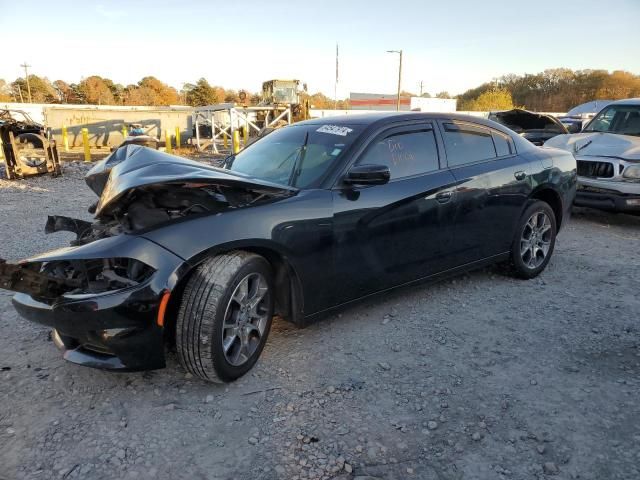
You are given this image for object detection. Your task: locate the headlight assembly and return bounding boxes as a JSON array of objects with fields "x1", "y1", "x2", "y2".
[
  {"x1": 40, "y1": 258, "x2": 155, "y2": 296},
  {"x1": 622, "y1": 165, "x2": 640, "y2": 179}
]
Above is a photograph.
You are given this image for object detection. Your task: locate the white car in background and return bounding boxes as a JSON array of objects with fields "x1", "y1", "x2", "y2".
[
  {"x1": 544, "y1": 98, "x2": 640, "y2": 214},
  {"x1": 557, "y1": 100, "x2": 614, "y2": 133}
]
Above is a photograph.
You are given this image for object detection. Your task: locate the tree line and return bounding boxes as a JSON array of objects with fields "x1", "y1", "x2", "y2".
[
  {"x1": 458, "y1": 69, "x2": 640, "y2": 111},
  {"x1": 1, "y1": 69, "x2": 637, "y2": 112},
  {"x1": 0, "y1": 75, "x2": 349, "y2": 109}
]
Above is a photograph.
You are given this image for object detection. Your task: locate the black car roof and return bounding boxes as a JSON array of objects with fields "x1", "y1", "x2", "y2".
[
  {"x1": 297, "y1": 111, "x2": 521, "y2": 138},
  {"x1": 298, "y1": 111, "x2": 504, "y2": 129}
]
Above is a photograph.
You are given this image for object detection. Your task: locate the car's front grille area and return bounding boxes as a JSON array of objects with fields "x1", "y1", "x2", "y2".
[{"x1": 577, "y1": 160, "x2": 614, "y2": 178}]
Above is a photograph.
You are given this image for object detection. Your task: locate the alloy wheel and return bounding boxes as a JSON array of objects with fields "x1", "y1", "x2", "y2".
[
  {"x1": 520, "y1": 211, "x2": 552, "y2": 269},
  {"x1": 221, "y1": 272, "x2": 270, "y2": 366}
]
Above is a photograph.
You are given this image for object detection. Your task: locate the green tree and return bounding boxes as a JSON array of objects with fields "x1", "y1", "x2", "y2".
[
  {"x1": 184, "y1": 78, "x2": 220, "y2": 106},
  {"x1": 103, "y1": 78, "x2": 125, "y2": 104},
  {"x1": 462, "y1": 88, "x2": 513, "y2": 111},
  {"x1": 11, "y1": 75, "x2": 57, "y2": 103},
  {"x1": 435, "y1": 91, "x2": 451, "y2": 99}
]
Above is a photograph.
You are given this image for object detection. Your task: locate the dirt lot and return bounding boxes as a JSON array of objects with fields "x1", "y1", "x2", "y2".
[{"x1": 0, "y1": 162, "x2": 639, "y2": 480}]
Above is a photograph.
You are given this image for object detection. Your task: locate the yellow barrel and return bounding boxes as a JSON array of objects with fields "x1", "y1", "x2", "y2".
[
  {"x1": 165, "y1": 129, "x2": 172, "y2": 153},
  {"x1": 232, "y1": 130, "x2": 240, "y2": 154},
  {"x1": 62, "y1": 125, "x2": 69, "y2": 152},
  {"x1": 82, "y1": 128, "x2": 91, "y2": 162}
]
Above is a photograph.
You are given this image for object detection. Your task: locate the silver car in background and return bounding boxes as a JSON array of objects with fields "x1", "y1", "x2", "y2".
[{"x1": 544, "y1": 98, "x2": 640, "y2": 214}]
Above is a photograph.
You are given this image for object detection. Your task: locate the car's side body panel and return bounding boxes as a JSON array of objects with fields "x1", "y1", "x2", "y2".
[
  {"x1": 142, "y1": 189, "x2": 335, "y2": 315},
  {"x1": 446, "y1": 154, "x2": 533, "y2": 262},
  {"x1": 330, "y1": 169, "x2": 459, "y2": 304}
]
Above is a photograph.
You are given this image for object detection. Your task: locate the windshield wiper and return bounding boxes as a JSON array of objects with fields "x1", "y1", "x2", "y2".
[
  {"x1": 574, "y1": 140, "x2": 592, "y2": 152},
  {"x1": 288, "y1": 132, "x2": 309, "y2": 187}
]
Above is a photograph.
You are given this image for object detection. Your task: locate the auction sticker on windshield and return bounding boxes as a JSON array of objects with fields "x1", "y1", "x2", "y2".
[{"x1": 316, "y1": 125, "x2": 354, "y2": 136}]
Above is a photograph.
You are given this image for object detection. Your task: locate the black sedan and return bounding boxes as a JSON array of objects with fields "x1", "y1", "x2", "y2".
[{"x1": 0, "y1": 113, "x2": 577, "y2": 382}]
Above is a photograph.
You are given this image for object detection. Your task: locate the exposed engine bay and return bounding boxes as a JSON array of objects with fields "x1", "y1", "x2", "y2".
[
  {"x1": 71, "y1": 181, "x2": 276, "y2": 246},
  {"x1": 57, "y1": 144, "x2": 296, "y2": 245}
]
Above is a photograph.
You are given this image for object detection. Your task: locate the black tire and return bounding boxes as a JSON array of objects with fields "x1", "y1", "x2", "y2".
[
  {"x1": 176, "y1": 251, "x2": 275, "y2": 383},
  {"x1": 510, "y1": 200, "x2": 557, "y2": 279}
]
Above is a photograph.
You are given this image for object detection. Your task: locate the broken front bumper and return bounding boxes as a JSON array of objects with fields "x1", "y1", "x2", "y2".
[
  {"x1": 13, "y1": 284, "x2": 166, "y2": 370},
  {"x1": 576, "y1": 177, "x2": 640, "y2": 213},
  {"x1": 6, "y1": 235, "x2": 186, "y2": 371}
]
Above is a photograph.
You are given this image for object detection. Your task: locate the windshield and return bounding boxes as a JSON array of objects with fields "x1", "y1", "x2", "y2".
[
  {"x1": 584, "y1": 105, "x2": 640, "y2": 136},
  {"x1": 273, "y1": 87, "x2": 297, "y2": 104},
  {"x1": 0, "y1": 110, "x2": 35, "y2": 124},
  {"x1": 227, "y1": 123, "x2": 362, "y2": 188}
]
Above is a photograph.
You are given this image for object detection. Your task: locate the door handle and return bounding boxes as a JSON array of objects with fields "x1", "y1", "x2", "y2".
[
  {"x1": 514, "y1": 170, "x2": 527, "y2": 181},
  {"x1": 435, "y1": 191, "x2": 453, "y2": 204}
]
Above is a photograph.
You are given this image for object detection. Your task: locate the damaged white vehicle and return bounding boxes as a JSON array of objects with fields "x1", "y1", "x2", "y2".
[{"x1": 545, "y1": 98, "x2": 640, "y2": 214}]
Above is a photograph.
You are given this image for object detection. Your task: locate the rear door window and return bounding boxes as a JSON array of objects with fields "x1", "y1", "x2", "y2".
[
  {"x1": 357, "y1": 127, "x2": 440, "y2": 180},
  {"x1": 442, "y1": 122, "x2": 497, "y2": 167},
  {"x1": 492, "y1": 131, "x2": 513, "y2": 157}
]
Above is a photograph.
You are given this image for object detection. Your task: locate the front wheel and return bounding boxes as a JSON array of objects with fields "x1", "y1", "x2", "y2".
[
  {"x1": 509, "y1": 201, "x2": 557, "y2": 279},
  {"x1": 176, "y1": 251, "x2": 274, "y2": 383}
]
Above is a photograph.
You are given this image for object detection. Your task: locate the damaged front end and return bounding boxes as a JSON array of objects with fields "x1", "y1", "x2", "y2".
[
  {"x1": 0, "y1": 145, "x2": 296, "y2": 370},
  {"x1": 3, "y1": 233, "x2": 183, "y2": 370},
  {"x1": 2, "y1": 144, "x2": 296, "y2": 297}
]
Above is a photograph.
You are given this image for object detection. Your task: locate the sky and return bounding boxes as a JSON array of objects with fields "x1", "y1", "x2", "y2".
[{"x1": 1, "y1": 0, "x2": 639, "y2": 98}]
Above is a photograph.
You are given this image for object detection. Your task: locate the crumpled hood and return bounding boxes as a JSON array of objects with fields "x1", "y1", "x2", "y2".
[
  {"x1": 544, "y1": 132, "x2": 640, "y2": 161},
  {"x1": 90, "y1": 145, "x2": 297, "y2": 217}
]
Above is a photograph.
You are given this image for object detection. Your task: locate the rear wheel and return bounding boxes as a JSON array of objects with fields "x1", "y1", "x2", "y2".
[
  {"x1": 176, "y1": 251, "x2": 274, "y2": 383},
  {"x1": 510, "y1": 201, "x2": 557, "y2": 279}
]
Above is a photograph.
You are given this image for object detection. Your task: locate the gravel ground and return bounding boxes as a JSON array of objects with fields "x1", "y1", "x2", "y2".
[{"x1": 0, "y1": 162, "x2": 639, "y2": 480}]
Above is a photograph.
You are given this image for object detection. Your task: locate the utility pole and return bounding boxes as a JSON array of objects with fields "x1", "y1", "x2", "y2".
[
  {"x1": 420, "y1": 80, "x2": 424, "y2": 97},
  {"x1": 20, "y1": 62, "x2": 32, "y2": 103},
  {"x1": 386, "y1": 50, "x2": 403, "y2": 111},
  {"x1": 334, "y1": 43, "x2": 339, "y2": 110}
]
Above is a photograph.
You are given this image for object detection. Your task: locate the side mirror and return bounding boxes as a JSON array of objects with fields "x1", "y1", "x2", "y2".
[
  {"x1": 344, "y1": 164, "x2": 390, "y2": 186},
  {"x1": 568, "y1": 122, "x2": 582, "y2": 134}
]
